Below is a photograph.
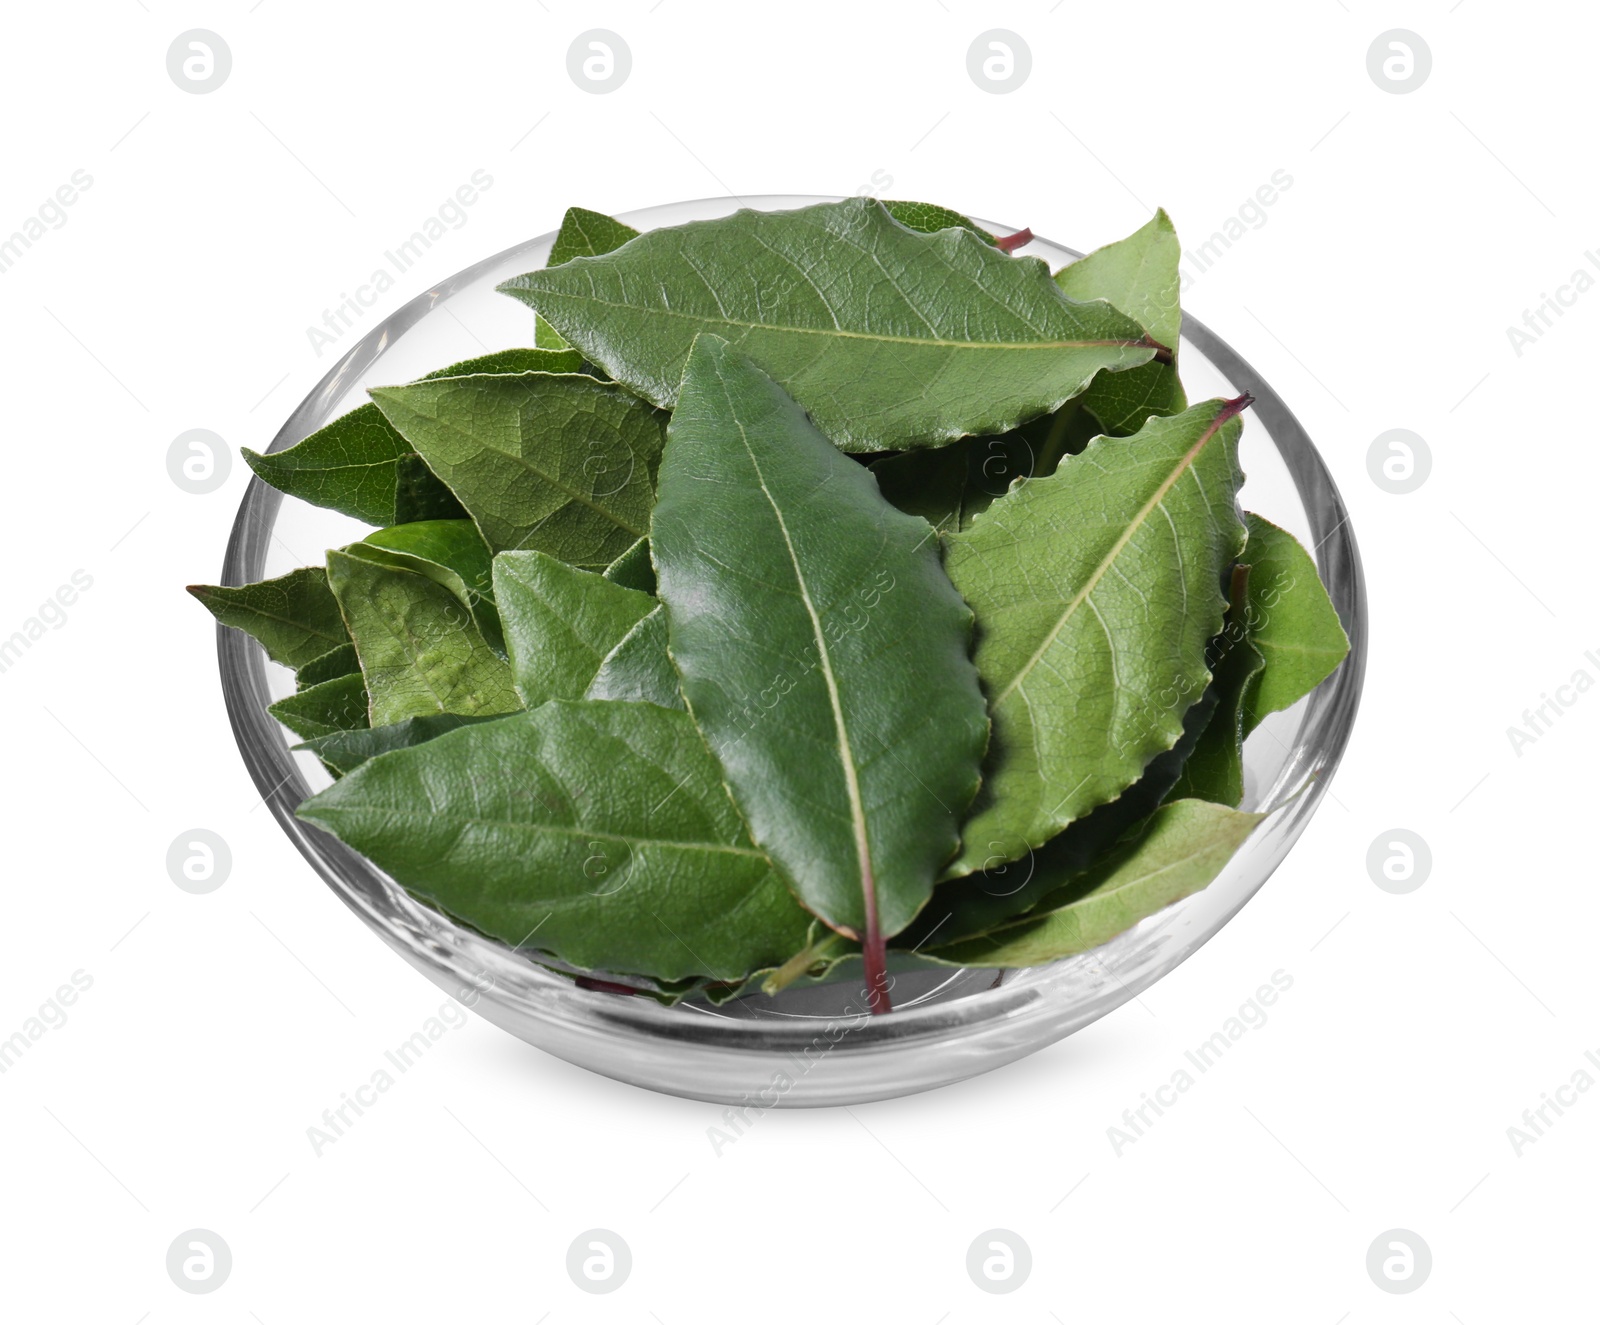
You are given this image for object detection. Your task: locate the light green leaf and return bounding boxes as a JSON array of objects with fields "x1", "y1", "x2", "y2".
[
  {"x1": 243, "y1": 348, "x2": 583, "y2": 525},
  {"x1": 326, "y1": 549, "x2": 520, "y2": 726},
  {"x1": 945, "y1": 396, "x2": 1250, "y2": 876},
  {"x1": 537, "y1": 207, "x2": 641, "y2": 349},
  {"x1": 929, "y1": 800, "x2": 1263, "y2": 967},
  {"x1": 881, "y1": 199, "x2": 997, "y2": 245},
  {"x1": 356, "y1": 520, "x2": 502, "y2": 656},
  {"x1": 296, "y1": 701, "x2": 817, "y2": 982},
  {"x1": 294, "y1": 712, "x2": 502, "y2": 776},
  {"x1": 499, "y1": 198, "x2": 1160, "y2": 452},
  {"x1": 188, "y1": 566, "x2": 350, "y2": 671},
  {"x1": 585, "y1": 607, "x2": 683, "y2": 710},
  {"x1": 652, "y1": 335, "x2": 989, "y2": 1003},
  {"x1": 269, "y1": 672, "x2": 370, "y2": 741},
  {"x1": 492, "y1": 550, "x2": 655, "y2": 707},
  {"x1": 370, "y1": 371, "x2": 667, "y2": 568},
  {"x1": 1239, "y1": 512, "x2": 1350, "y2": 732},
  {"x1": 601, "y1": 536, "x2": 655, "y2": 593},
  {"x1": 1055, "y1": 209, "x2": 1186, "y2": 435}
]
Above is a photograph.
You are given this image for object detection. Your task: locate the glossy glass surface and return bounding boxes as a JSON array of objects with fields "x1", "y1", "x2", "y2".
[{"x1": 217, "y1": 196, "x2": 1366, "y2": 1105}]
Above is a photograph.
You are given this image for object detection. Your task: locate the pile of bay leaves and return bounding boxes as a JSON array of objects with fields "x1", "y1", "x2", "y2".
[{"x1": 192, "y1": 198, "x2": 1348, "y2": 1015}]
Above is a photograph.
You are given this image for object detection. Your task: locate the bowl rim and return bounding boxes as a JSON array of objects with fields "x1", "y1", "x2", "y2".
[{"x1": 217, "y1": 193, "x2": 1367, "y2": 1056}]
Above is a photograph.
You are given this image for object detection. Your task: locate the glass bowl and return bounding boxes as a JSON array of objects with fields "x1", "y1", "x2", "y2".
[{"x1": 217, "y1": 195, "x2": 1366, "y2": 1106}]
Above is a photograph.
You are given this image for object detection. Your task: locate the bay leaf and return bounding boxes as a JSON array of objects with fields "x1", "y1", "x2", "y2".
[
  {"x1": 294, "y1": 712, "x2": 502, "y2": 776},
  {"x1": 268, "y1": 671, "x2": 370, "y2": 742},
  {"x1": 356, "y1": 519, "x2": 503, "y2": 656},
  {"x1": 242, "y1": 348, "x2": 584, "y2": 525},
  {"x1": 536, "y1": 206, "x2": 641, "y2": 350},
  {"x1": 492, "y1": 549, "x2": 654, "y2": 706},
  {"x1": 1238, "y1": 512, "x2": 1350, "y2": 732},
  {"x1": 326, "y1": 548, "x2": 520, "y2": 725},
  {"x1": 652, "y1": 335, "x2": 989, "y2": 1010},
  {"x1": 296, "y1": 701, "x2": 817, "y2": 982},
  {"x1": 585, "y1": 606, "x2": 683, "y2": 711},
  {"x1": 897, "y1": 687, "x2": 1220, "y2": 951},
  {"x1": 601, "y1": 536, "x2": 655, "y2": 593},
  {"x1": 1055, "y1": 209, "x2": 1186, "y2": 435},
  {"x1": 188, "y1": 565, "x2": 350, "y2": 671},
  {"x1": 296, "y1": 641, "x2": 361, "y2": 688},
  {"x1": 499, "y1": 198, "x2": 1161, "y2": 452},
  {"x1": 945, "y1": 396, "x2": 1251, "y2": 876},
  {"x1": 370, "y1": 371, "x2": 667, "y2": 568},
  {"x1": 928, "y1": 800, "x2": 1263, "y2": 967}
]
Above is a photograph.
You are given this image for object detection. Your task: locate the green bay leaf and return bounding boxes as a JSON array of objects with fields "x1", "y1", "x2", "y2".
[
  {"x1": 601, "y1": 536, "x2": 655, "y2": 593},
  {"x1": 243, "y1": 348, "x2": 583, "y2": 525},
  {"x1": 537, "y1": 207, "x2": 641, "y2": 350},
  {"x1": 188, "y1": 566, "x2": 350, "y2": 672},
  {"x1": 881, "y1": 199, "x2": 997, "y2": 245},
  {"x1": 1239, "y1": 512, "x2": 1350, "y2": 732},
  {"x1": 945, "y1": 396, "x2": 1250, "y2": 876},
  {"x1": 294, "y1": 712, "x2": 502, "y2": 776},
  {"x1": 326, "y1": 549, "x2": 520, "y2": 725},
  {"x1": 296, "y1": 701, "x2": 816, "y2": 982},
  {"x1": 929, "y1": 800, "x2": 1263, "y2": 967},
  {"x1": 269, "y1": 671, "x2": 370, "y2": 741},
  {"x1": 370, "y1": 371, "x2": 666, "y2": 568},
  {"x1": 585, "y1": 606, "x2": 683, "y2": 711},
  {"x1": 652, "y1": 335, "x2": 989, "y2": 1006},
  {"x1": 1055, "y1": 209, "x2": 1186, "y2": 435},
  {"x1": 357, "y1": 519, "x2": 503, "y2": 656},
  {"x1": 500, "y1": 198, "x2": 1160, "y2": 452},
  {"x1": 492, "y1": 550, "x2": 655, "y2": 707}
]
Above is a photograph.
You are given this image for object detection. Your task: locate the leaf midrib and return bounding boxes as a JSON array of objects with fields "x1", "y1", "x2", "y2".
[{"x1": 324, "y1": 810, "x2": 767, "y2": 860}]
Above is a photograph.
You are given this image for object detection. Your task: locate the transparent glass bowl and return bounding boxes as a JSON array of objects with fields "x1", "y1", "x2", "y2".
[{"x1": 217, "y1": 195, "x2": 1366, "y2": 1106}]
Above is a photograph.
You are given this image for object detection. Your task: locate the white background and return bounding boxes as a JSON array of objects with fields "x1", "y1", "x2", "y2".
[{"x1": 2, "y1": 1, "x2": 1593, "y2": 1318}]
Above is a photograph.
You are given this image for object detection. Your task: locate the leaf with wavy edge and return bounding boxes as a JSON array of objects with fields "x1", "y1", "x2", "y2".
[
  {"x1": 652, "y1": 335, "x2": 989, "y2": 1011},
  {"x1": 297, "y1": 701, "x2": 817, "y2": 982},
  {"x1": 945, "y1": 396, "x2": 1251, "y2": 877},
  {"x1": 370, "y1": 371, "x2": 666, "y2": 569},
  {"x1": 499, "y1": 198, "x2": 1161, "y2": 452}
]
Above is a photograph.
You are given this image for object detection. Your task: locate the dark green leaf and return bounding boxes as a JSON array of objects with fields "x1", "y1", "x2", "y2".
[
  {"x1": 269, "y1": 672, "x2": 370, "y2": 741},
  {"x1": 326, "y1": 549, "x2": 520, "y2": 725},
  {"x1": 652, "y1": 335, "x2": 989, "y2": 1003},
  {"x1": 296, "y1": 701, "x2": 817, "y2": 982},
  {"x1": 929, "y1": 800, "x2": 1263, "y2": 967},
  {"x1": 881, "y1": 199, "x2": 997, "y2": 245},
  {"x1": 370, "y1": 371, "x2": 667, "y2": 568},
  {"x1": 537, "y1": 207, "x2": 641, "y2": 350},
  {"x1": 585, "y1": 607, "x2": 683, "y2": 710},
  {"x1": 944, "y1": 397, "x2": 1250, "y2": 876},
  {"x1": 499, "y1": 198, "x2": 1159, "y2": 452},
  {"x1": 188, "y1": 566, "x2": 350, "y2": 671},
  {"x1": 492, "y1": 550, "x2": 655, "y2": 706},
  {"x1": 294, "y1": 712, "x2": 502, "y2": 776},
  {"x1": 296, "y1": 641, "x2": 361, "y2": 688},
  {"x1": 601, "y1": 536, "x2": 655, "y2": 593},
  {"x1": 243, "y1": 349, "x2": 584, "y2": 525}
]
